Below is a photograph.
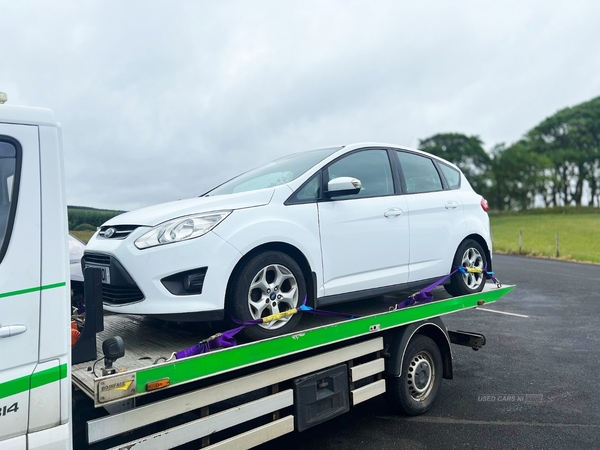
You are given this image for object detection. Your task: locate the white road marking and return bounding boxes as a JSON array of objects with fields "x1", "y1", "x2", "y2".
[
  {"x1": 475, "y1": 307, "x2": 529, "y2": 318},
  {"x1": 377, "y1": 415, "x2": 600, "y2": 428}
]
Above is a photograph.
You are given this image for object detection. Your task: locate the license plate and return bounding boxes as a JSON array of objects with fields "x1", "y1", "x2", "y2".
[{"x1": 84, "y1": 264, "x2": 111, "y2": 284}]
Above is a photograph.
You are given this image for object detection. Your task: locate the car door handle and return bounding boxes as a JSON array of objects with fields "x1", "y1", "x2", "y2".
[
  {"x1": 445, "y1": 201, "x2": 459, "y2": 210},
  {"x1": 384, "y1": 208, "x2": 403, "y2": 218},
  {"x1": 0, "y1": 324, "x2": 27, "y2": 338}
]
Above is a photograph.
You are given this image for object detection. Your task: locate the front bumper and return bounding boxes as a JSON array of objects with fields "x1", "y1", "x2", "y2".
[{"x1": 83, "y1": 227, "x2": 243, "y2": 316}]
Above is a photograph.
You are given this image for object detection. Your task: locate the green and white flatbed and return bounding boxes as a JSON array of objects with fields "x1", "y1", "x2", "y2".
[{"x1": 71, "y1": 283, "x2": 513, "y2": 450}]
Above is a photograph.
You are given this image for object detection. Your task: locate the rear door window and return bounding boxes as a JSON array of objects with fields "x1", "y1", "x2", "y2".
[
  {"x1": 394, "y1": 151, "x2": 443, "y2": 194},
  {"x1": 0, "y1": 140, "x2": 18, "y2": 257}
]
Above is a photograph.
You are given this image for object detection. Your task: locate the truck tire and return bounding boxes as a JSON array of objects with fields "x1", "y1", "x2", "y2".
[
  {"x1": 445, "y1": 238, "x2": 487, "y2": 296},
  {"x1": 227, "y1": 251, "x2": 305, "y2": 341},
  {"x1": 386, "y1": 334, "x2": 443, "y2": 416}
]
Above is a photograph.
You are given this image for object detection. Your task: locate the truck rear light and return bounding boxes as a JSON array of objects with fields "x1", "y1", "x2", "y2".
[
  {"x1": 480, "y1": 197, "x2": 489, "y2": 212},
  {"x1": 146, "y1": 378, "x2": 171, "y2": 392}
]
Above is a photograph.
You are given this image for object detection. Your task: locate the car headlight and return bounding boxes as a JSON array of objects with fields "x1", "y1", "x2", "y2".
[{"x1": 134, "y1": 211, "x2": 231, "y2": 249}]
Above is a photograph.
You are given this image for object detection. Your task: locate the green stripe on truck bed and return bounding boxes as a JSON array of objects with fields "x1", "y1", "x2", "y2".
[{"x1": 135, "y1": 285, "x2": 514, "y2": 392}]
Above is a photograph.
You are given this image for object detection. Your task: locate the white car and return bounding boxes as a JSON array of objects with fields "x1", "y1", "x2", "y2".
[
  {"x1": 69, "y1": 234, "x2": 86, "y2": 283},
  {"x1": 69, "y1": 234, "x2": 86, "y2": 306},
  {"x1": 84, "y1": 143, "x2": 492, "y2": 339}
]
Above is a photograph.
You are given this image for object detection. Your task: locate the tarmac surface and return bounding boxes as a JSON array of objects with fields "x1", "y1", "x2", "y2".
[{"x1": 258, "y1": 254, "x2": 600, "y2": 450}]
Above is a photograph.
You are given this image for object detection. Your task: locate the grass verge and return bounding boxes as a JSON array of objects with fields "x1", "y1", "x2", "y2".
[{"x1": 490, "y1": 214, "x2": 600, "y2": 264}]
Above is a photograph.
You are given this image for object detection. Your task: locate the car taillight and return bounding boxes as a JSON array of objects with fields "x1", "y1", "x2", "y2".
[{"x1": 480, "y1": 197, "x2": 489, "y2": 212}]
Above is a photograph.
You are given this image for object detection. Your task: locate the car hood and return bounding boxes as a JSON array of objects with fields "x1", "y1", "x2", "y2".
[{"x1": 104, "y1": 189, "x2": 275, "y2": 227}]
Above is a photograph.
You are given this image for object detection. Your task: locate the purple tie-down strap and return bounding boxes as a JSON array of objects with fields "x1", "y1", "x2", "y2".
[
  {"x1": 175, "y1": 326, "x2": 244, "y2": 359},
  {"x1": 394, "y1": 291, "x2": 434, "y2": 310},
  {"x1": 395, "y1": 264, "x2": 502, "y2": 310},
  {"x1": 298, "y1": 296, "x2": 357, "y2": 319},
  {"x1": 299, "y1": 304, "x2": 357, "y2": 319},
  {"x1": 227, "y1": 312, "x2": 266, "y2": 327},
  {"x1": 394, "y1": 268, "x2": 458, "y2": 310}
]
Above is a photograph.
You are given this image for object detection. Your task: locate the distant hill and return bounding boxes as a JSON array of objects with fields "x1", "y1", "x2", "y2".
[
  {"x1": 68, "y1": 205, "x2": 126, "y2": 213},
  {"x1": 67, "y1": 205, "x2": 126, "y2": 230}
]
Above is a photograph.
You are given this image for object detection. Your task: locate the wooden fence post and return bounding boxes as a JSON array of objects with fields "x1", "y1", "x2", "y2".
[{"x1": 519, "y1": 230, "x2": 522, "y2": 254}]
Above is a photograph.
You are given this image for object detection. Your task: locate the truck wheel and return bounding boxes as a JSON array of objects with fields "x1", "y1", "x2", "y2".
[
  {"x1": 228, "y1": 251, "x2": 305, "y2": 341},
  {"x1": 386, "y1": 334, "x2": 443, "y2": 416},
  {"x1": 445, "y1": 239, "x2": 487, "y2": 296}
]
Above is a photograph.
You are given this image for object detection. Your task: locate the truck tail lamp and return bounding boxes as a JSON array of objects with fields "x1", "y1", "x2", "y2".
[{"x1": 146, "y1": 379, "x2": 171, "y2": 392}]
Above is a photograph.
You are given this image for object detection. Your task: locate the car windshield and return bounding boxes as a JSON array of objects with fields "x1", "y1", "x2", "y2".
[{"x1": 206, "y1": 146, "x2": 342, "y2": 196}]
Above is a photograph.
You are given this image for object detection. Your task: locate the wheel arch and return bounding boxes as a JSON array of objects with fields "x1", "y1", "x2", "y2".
[
  {"x1": 384, "y1": 318, "x2": 453, "y2": 380},
  {"x1": 460, "y1": 233, "x2": 492, "y2": 272},
  {"x1": 225, "y1": 241, "x2": 317, "y2": 308}
]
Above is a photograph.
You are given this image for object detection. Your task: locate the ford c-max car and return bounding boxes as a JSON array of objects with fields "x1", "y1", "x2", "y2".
[{"x1": 84, "y1": 143, "x2": 492, "y2": 340}]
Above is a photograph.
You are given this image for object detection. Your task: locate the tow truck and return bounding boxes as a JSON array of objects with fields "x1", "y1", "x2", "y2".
[{"x1": 0, "y1": 97, "x2": 513, "y2": 449}]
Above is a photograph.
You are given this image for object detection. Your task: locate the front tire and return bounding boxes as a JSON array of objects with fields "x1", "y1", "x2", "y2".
[
  {"x1": 227, "y1": 251, "x2": 305, "y2": 341},
  {"x1": 386, "y1": 334, "x2": 443, "y2": 416},
  {"x1": 445, "y1": 239, "x2": 488, "y2": 296}
]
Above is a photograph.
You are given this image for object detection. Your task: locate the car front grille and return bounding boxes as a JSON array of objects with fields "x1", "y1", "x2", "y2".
[
  {"x1": 102, "y1": 284, "x2": 145, "y2": 304},
  {"x1": 82, "y1": 252, "x2": 146, "y2": 306},
  {"x1": 83, "y1": 253, "x2": 111, "y2": 265},
  {"x1": 98, "y1": 225, "x2": 140, "y2": 240}
]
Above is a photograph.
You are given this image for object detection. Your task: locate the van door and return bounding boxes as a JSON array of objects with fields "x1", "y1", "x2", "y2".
[{"x1": 0, "y1": 125, "x2": 41, "y2": 447}]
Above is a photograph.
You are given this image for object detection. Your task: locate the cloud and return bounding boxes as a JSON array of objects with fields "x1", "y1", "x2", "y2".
[{"x1": 1, "y1": 0, "x2": 599, "y2": 210}]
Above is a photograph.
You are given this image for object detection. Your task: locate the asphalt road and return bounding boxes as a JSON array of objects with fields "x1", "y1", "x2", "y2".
[{"x1": 259, "y1": 255, "x2": 600, "y2": 450}]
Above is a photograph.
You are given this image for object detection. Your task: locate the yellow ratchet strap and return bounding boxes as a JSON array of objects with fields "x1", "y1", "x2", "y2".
[{"x1": 260, "y1": 308, "x2": 299, "y2": 323}]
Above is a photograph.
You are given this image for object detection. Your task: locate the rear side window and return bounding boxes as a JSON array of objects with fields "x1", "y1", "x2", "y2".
[
  {"x1": 438, "y1": 163, "x2": 461, "y2": 189},
  {"x1": 0, "y1": 140, "x2": 19, "y2": 260},
  {"x1": 394, "y1": 151, "x2": 443, "y2": 194}
]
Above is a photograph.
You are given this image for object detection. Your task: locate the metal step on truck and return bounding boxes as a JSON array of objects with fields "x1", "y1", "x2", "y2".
[{"x1": 0, "y1": 97, "x2": 513, "y2": 450}]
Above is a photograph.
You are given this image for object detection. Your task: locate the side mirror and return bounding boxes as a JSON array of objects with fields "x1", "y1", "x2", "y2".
[{"x1": 325, "y1": 177, "x2": 362, "y2": 198}]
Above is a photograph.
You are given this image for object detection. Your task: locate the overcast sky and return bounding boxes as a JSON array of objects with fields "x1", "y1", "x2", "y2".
[{"x1": 2, "y1": 1, "x2": 600, "y2": 211}]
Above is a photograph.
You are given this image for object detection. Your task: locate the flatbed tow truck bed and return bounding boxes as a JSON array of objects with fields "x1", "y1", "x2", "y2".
[{"x1": 70, "y1": 283, "x2": 513, "y2": 450}]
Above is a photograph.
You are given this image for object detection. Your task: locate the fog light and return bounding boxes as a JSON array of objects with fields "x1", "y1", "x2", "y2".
[
  {"x1": 161, "y1": 267, "x2": 207, "y2": 295},
  {"x1": 184, "y1": 273, "x2": 206, "y2": 292}
]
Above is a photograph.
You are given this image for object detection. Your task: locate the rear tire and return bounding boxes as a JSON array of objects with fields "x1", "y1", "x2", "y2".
[
  {"x1": 445, "y1": 239, "x2": 488, "y2": 296},
  {"x1": 227, "y1": 251, "x2": 305, "y2": 341},
  {"x1": 386, "y1": 334, "x2": 443, "y2": 416}
]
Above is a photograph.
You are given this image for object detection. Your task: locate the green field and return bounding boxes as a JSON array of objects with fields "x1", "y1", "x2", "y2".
[
  {"x1": 490, "y1": 214, "x2": 600, "y2": 263},
  {"x1": 68, "y1": 205, "x2": 124, "y2": 243}
]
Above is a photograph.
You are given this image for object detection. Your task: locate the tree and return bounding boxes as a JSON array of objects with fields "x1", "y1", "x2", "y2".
[
  {"x1": 524, "y1": 96, "x2": 600, "y2": 206},
  {"x1": 419, "y1": 133, "x2": 491, "y2": 193},
  {"x1": 485, "y1": 142, "x2": 551, "y2": 211}
]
